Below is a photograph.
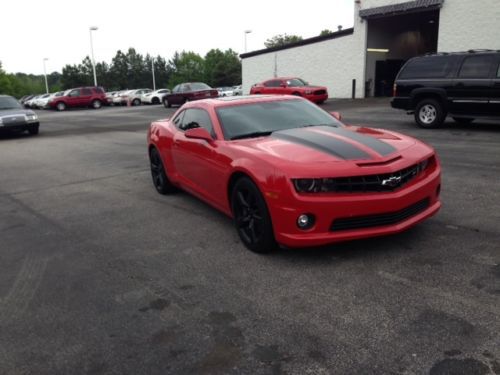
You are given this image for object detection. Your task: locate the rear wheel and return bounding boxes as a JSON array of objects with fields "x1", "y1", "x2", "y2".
[
  {"x1": 149, "y1": 147, "x2": 176, "y2": 194},
  {"x1": 231, "y1": 177, "x2": 276, "y2": 253},
  {"x1": 414, "y1": 99, "x2": 446, "y2": 129},
  {"x1": 453, "y1": 117, "x2": 474, "y2": 125},
  {"x1": 91, "y1": 99, "x2": 102, "y2": 109},
  {"x1": 28, "y1": 124, "x2": 39, "y2": 135},
  {"x1": 163, "y1": 98, "x2": 171, "y2": 108},
  {"x1": 152, "y1": 97, "x2": 160, "y2": 105},
  {"x1": 56, "y1": 102, "x2": 66, "y2": 111}
]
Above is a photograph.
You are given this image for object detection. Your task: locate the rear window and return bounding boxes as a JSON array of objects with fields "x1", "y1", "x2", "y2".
[
  {"x1": 398, "y1": 56, "x2": 456, "y2": 79},
  {"x1": 458, "y1": 55, "x2": 494, "y2": 78}
]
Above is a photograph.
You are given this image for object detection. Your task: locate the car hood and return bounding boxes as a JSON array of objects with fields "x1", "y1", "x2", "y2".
[
  {"x1": 233, "y1": 125, "x2": 421, "y2": 173},
  {"x1": 0, "y1": 108, "x2": 36, "y2": 117}
]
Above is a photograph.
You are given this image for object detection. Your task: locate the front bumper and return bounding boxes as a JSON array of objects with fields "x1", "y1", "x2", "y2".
[
  {"x1": 0, "y1": 121, "x2": 39, "y2": 133},
  {"x1": 304, "y1": 93, "x2": 329, "y2": 103},
  {"x1": 267, "y1": 167, "x2": 441, "y2": 248},
  {"x1": 391, "y1": 97, "x2": 412, "y2": 110}
]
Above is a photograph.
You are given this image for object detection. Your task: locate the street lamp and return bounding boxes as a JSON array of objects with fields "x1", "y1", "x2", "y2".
[
  {"x1": 43, "y1": 58, "x2": 49, "y2": 94},
  {"x1": 89, "y1": 26, "x2": 98, "y2": 86},
  {"x1": 151, "y1": 58, "x2": 156, "y2": 91},
  {"x1": 244, "y1": 30, "x2": 252, "y2": 53}
]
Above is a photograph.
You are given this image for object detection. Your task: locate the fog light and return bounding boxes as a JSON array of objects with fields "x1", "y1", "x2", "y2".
[{"x1": 297, "y1": 214, "x2": 315, "y2": 230}]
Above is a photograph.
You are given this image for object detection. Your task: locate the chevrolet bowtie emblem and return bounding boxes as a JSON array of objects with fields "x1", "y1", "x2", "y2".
[{"x1": 381, "y1": 176, "x2": 402, "y2": 187}]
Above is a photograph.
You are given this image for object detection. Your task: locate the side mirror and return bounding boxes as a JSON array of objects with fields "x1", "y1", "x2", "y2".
[
  {"x1": 330, "y1": 111, "x2": 342, "y2": 121},
  {"x1": 185, "y1": 127, "x2": 214, "y2": 142}
]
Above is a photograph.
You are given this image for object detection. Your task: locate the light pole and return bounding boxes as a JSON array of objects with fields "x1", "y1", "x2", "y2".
[
  {"x1": 151, "y1": 58, "x2": 156, "y2": 91},
  {"x1": 43, "y1": 58, "x2": 49, "y2": 94},
  {"x1": 89, "y1": 26, "x2": 98, "y2": 86},
  {"x1": 244, "y1": 30, "x2": 252, "y2": 53}
]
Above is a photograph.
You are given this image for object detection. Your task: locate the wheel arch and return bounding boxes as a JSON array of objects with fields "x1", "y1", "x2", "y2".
[{"x1": 411, "y1": 89, "x2": 448, "y2": 109}]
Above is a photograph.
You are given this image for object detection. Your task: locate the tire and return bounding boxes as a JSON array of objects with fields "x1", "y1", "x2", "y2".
[
  {"x1": 92, "y1": 99, "x2": 102, "y2": 109},
  {"x1": 414, "y1": 99, "x2": 446, "y2": 129},
  {"x1": 453, "y1": 117, "x2": 474, "y2": 125},
  {"x1": 152, "y1": 97, "x2": 160, "y2": 105},
  {"x1": 133, "y1": 98, "x2": 141, "y2": 106},
  {"x1": 231, "y1": 177, "x2": 277, "y2": 253},
  {"x1": 149, "y1": 147, "x2": 176, "y2": 194},
  {"x1": 56, "y1": 102, "x2": 66, "y2": 111},
  {"x1": 28, "y1": 124, "x2": 39, "y2": 135},
  {"x1": 163, "y1": 98, "x2": 171, "y2": 108}
]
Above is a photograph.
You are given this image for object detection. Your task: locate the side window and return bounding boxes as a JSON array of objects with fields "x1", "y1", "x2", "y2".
[
  {"x1": 180, "y1": 109, "x2": 215, "y2": 138},
  {"x1": 81, "y1": 88, "x2": 92, "y2": 95},
  {"x1": 459, "y1": 56, "x2": 493, "y2": 78},
  {"x1": 173, "y1": 110, "x2": 185, "y2": 128},
  {"x1": 173, "y1": 85, "x2": 180, "y2": 93},
  {"x1": 264, "y1": 80, "x2": 281, "y2": 87},
  {"x1": 399, "y1": 56, "x2": 455, "y2": 79},
  {"x1": 70, "y1": 89, "x2": 80, "y2": 97}
]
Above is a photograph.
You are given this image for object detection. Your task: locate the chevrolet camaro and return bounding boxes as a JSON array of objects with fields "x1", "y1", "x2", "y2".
[{"x1": 147, "y1": 95, "x2": 441, "y2": 253}]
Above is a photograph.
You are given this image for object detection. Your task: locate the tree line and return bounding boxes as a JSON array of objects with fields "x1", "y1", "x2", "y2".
[{"x1": 0, "y1": 48, "x2": 241, "y2": 98}]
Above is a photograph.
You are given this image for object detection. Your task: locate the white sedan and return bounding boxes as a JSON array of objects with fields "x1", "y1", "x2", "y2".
[{"x1": 141, "y1": 89, "x2": 171, "y2": 105}]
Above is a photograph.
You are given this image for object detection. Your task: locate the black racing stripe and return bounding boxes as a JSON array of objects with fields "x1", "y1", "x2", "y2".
[
  {"x1": 272, "y1": 128, "x2": 371, "y2": 160},
  {"x1": 317, "y1": 126, "x2": 396, "y2": 156}
]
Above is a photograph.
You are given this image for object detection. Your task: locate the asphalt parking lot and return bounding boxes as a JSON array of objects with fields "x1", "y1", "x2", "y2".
[{"x1": 1, "y1": 100, "x2": 499, "y2": 375}]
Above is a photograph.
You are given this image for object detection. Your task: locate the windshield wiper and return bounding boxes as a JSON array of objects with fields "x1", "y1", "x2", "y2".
[{"x1": 230, "y1": 131, "x2": 274, "y2": 140}]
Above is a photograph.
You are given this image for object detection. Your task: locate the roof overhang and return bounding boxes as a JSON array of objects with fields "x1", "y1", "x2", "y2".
[{"x1": 359, "y1": 0, "x2": 444, "y2": 19}]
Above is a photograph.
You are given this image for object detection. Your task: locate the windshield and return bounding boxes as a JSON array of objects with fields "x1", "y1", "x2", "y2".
[
  {"x1": 286, "y1": 78, "x2": 308, "y2": 87},
  {"x1": 0, "y1": 96, "x2": 22, "y2": 110},
  {"x1": 216, "y1": 99, "x2": 341, "y2": 140},
  {"x1": 190, "y1": 83, "x2": 211, "y2": 91}
]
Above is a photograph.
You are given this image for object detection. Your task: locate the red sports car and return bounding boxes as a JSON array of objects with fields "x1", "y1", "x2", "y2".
[
  {"x1": 147, "y1": 95, "x2": 441, "y2": 253},
  {"x1": 250, "y1": 77, "x2": 328, "y2": 104}
]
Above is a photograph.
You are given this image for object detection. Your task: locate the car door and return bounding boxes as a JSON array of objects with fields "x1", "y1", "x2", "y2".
[
  {"x1": 450, "y1": 54, "x2": 495, "y2": 115},
  {"x1": 80, "y1": 88, "x2": 93, "y2": 107},
  {"x1": 171, "y1": 108, "x2": 225, "y2": 204},
  {"x1": 170, "y1": 85, "x2": 184, "y2": 105},
  {"x1": 263, "y1": 80, "x2": 282, "y2": 95},
  {"x1": 490, "y1": 57, "x2": 500, "y2": 115},
  {"x1": 66, "y1": 89, "x2": 81, "y2": 107}
]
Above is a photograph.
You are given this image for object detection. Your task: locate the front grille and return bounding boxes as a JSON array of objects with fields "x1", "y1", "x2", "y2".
[
  {"x1": 314, "y1": 89, "x2": 327, "y2": 95},
  {"x1": 324, "y1": 161, "x2": 428, "y2": 193},
  {"x1": 330, "y1": 198, "x2": 430, "y2": 231},
  {"x1": 1, "y1": 115, "x2": 26, "y2": 126}
]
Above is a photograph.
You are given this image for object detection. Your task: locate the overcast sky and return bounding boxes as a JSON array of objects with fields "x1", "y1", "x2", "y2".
[{"x1": 0, "y1": 0, "x2": 354, "y2": 75}]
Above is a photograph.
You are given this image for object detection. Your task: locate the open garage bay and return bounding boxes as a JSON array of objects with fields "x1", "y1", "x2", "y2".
[{"x1": 1, "y1": 102, "x2": 499, "y2": 374}]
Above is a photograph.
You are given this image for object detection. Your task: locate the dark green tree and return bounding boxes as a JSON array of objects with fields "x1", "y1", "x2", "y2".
[
  {"x1": 264, "y1": 34, "x2": 303, "y2": 48},
  {"x1": 168, "y1": 51, "x2": 205, "y2": 87},
  {"x1": 319, "y1": 29, "x2": 334, "y2": 36}
]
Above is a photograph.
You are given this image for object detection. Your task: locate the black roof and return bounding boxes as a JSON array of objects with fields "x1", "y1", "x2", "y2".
[
  {"x1": 240, "y1": 28, "x2": 354, "y2": 59},
  {"x1": 359, "y1": 0, "x2": 444, "y2": 19}
]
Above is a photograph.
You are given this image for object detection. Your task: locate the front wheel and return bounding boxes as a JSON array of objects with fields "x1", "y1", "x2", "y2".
[
  {"x1": 152, "y1": 97, "x2": 160, "y2": 105},
  {"x1": 231, "y1": 177, "x2": 276, "y2": 253},
  {"x1": 149, "y1": 147, "x2": 176, "y2": 194},
  {"x1": 163, "y1": 98, "x2": 171, "y2": 108},
  {"x1": 414, "y1": 99, "x2": 446, "y2": 129},
  {"x1": 133, "y1": 98, "x2": 141, "y2": 106},
  {"x1": 56, "y1": 102, "x2": 66, "y2": 111}
]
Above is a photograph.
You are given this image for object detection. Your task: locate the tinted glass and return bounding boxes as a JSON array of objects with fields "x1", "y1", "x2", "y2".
[
  {"x1": 459, "y1": 56, "x2": 493, "y2": 78},
  {"x1": 216, "y1": 99, "x2": 341, "y2": 140},
  {"x1": 173, "y1": 85, "x2": 181, "y2": 93},
  {"x1": 70, "y1": 89, "x2": 80, "y2": 97},
  {"x1": 399, "y1": 56, "x2": 455, "y2": 79},
  {"x1": 190, "y1": 83, "x2": 211, "y2": 91},
  {"x1": 264, "y1": 80, "x2": 281, "y2": 87},
  {"x1": 0, "y1": 96, "x2": 22, "y2": 109},
  {"x1": 181, "y1": 109, "x2": 215, "y2": 137},
  {"x1": 286, "y1": 78, "x2": 308, "y2": 87},
  {"x1": 81, "y1": 88, "x2": 92, "y2": 95}
]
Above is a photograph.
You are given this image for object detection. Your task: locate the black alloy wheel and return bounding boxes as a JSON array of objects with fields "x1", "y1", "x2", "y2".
[
  {"x1": 149, "y1": 148, "x2": 176, "y2": 194},
  {"x1": 152, "y1": 97, "x2": 160, "y2": 104},
  {"x1": 231, "y1": 177, "x2": 276, "y2": 253}
]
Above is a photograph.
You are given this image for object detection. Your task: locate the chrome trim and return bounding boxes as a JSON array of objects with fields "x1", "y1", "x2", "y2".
[{"x1": 452, "y1": 100, "x2": 488, "y2": 103}]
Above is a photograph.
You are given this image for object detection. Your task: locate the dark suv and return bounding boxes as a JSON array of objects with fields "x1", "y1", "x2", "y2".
[
  {"x1": 48, "y1": 86, "x2": 107, "y2": 111},
  {"x1": 391, "y1": 50, "x2": 500, "y2": 128}
]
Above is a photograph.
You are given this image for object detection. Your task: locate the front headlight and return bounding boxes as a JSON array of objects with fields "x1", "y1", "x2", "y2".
[
  {"x1": 305, "y1": 90, "x2": 313, "y2": 95},
  {"x1": 293, "y1": 178, "x2": 337, "y2": 193},
  {"x1": 26, "y1": 114, "x2": 38, "y2": 121}
]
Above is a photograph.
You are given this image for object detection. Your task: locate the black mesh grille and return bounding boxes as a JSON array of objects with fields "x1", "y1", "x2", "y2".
[{"x1": 330, "y1": 198, "x2": 430, "y2": 231}]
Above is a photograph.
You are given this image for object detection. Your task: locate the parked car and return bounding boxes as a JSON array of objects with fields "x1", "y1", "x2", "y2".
[
  {"x1": 233, "y1": 85, "x2": 243, "y2": 96},
  {"x1": 24, "y1": 95, "x2": 41, "y2": 108},
  {"x1": 216, "y1": 87, "x2": 234, "y2": 97},
  {"x1": 147, "y1": 95, "x2": 441, "y2": 253},
  {"x1": 250, "y1": 77, "x2": 329, "y2": 104},
  {"x1": 391, "y1": 50, "x2": 500, "y2": 128},
  {"x1": 105, "y1": 91, "x2": 118, "y2": 105},
  {"x1": 162, "y1": 82, "x2": 218, "y2": 108},
  {"x1": 0, "y1": 95, "x2": 40, "y2": 135},
  {"x1": 113, "y1": 90, "x2": 130, "y2": 106},
  {"x1": 126, "y1": 89, "x2": 152, "y2": 106},
  {"x1": 19, "y1": 95, "x2": 34, "y2": 105},
  {"x1": 33, "y1": 93, "x2": 51, "y2": 109},
  {"x1": 48, "y1": 87, "x2": 107, "y2": 111},
  {"x1": 142, "y1": 89, "x2": 171, "y2": 105}
]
